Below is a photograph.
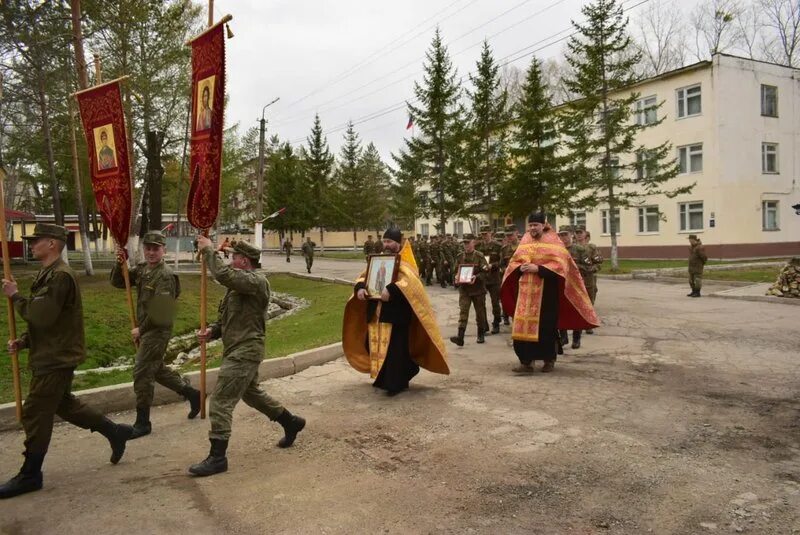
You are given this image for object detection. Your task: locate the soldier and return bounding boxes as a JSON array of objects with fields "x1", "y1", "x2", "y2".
[
  {"x1": 449, "y1": 234, "x2": 489, "y2": 346},
  {"x1": 363, "y1": 235, "x2": 375, "y2": 261},
  {"x1": 429, "y1": 235, "x2": 446, "y2": 288},
  {"x1": 189, "y1": 237, "x2": 306, "y2": 477},
  {"x1": 688, "y1": 234, "x2": 707, "y2": 297},
  {"x1": 500, "y1": 227, "x2": 519, "y2": 326},
  {"x1": 475, "y1": 225, "x2": 503, "y2": 334},
  {"x1": 371, "y1": 236, "x2": 383, "y2": 255},
  {"x1": 282, "y1": 237, "x2": 293, "y2": 263},
  {"x1": 418, "y1": 235, "x2": 431, "y2": 285},
  {"x1": 301, "y1": 236, "x2": 316, "y2": 274},
  {"x1": 111, "y1": 230, "x2": 200, "y2": 439},
  {"x1": 575, "y1": 227, "x2": 602, "y2": 333},
  {"x1": 1, "y1": 224, "x2": 133, "y2": 499},
  {"x1": 557, "y1": 227, "x2": 592, "y2": 349}
]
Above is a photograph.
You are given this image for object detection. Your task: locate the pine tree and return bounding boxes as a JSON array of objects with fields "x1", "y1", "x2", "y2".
[
  {"x1": 561, "y1": 0, "x2": 690, "y2": 269},
  {"x1": 301, "y1": 114, "x2": 335, "y2": 246},
  {"x1": 498, "y1": 57, "x2": 576, "y2": 218},
  {"x1": 405, "y1": 28, "x2": 465, "y2": 235},
  {"x1": 463, "y1": 41, "x2": 510, "y2": 222},
  {"x1": 264, "y1": 137, "x2": 302, "y2": 237},
  {"x1": 333, "y1": 121, "x2": 365, "y2": 246},
  {"x1": 389, "y1": 147, "x2": 424, "y2": 230},
  {"x1": 359, "y1": 142, "x2": 390, "y2": 231}
]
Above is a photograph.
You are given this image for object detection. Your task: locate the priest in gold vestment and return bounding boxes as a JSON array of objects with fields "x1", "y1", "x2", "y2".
[
  {"x1": 343, "y1": 228, "x2": 449, "y2": 396},
  {"x1": 501, "y1": 212, "x2": 599, "y2": 373}
]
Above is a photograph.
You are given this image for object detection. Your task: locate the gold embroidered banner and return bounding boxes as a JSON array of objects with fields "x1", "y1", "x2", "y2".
[
  {"x1": 75, "y1": 80, "x2": 132, "y2": 250},
  {"x1": 187, "y1": 22, "x2": 226, "y2": 230}
]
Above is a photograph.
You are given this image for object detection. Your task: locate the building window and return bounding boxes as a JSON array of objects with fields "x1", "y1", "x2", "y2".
[
  {"x1": 679, "y1": 201, "x2": 703, "y2": 231},
  {"x1": 676, "y1": 84, "x2": 702, "y2": 118},
  {"x1": 762, "y1": 143, "x2": 779, "y2": 173},
  {"x1": 635, "y1": 95, "x2": 657, "y2": 125},
  {"x1": 761, "y1": 85, "x2": 778, "y2": 117},
  {"x1": 762, "y1": 201, "x2": 779, "y2": 230},
  {"x1": 638, "y1": 206, "x2": 659, "y2": 233},
  {"x1": 570, "y1": 211, "x2": 586, "y2": 229},
  {"x1": 420, "y1": 223, "x2": 429, "y2": 236},
  {"x1": 601, "y1": 208, "x2": 621, "y2": 235},
  {"x1": 636, "y1": 150, "x2": 658, "y2": 180},
  {"x1": 678, "y1": 144, "x2": 703, "y2": 174},
  {"x1": 453, "y1": 221, "x2": 464, "y2": 237}
]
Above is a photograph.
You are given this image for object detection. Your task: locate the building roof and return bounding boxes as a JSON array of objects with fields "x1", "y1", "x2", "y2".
[{"x1": 4, "y1": 209, "x2": 36, "y2": 221}]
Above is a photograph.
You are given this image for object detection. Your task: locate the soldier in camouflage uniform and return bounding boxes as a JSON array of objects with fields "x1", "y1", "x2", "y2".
[
  {"x1": 475, "y1": 225, "x2": 503, "y2": 334},
  {"x1": 418, "y1": 235, "x2": 431, "y2": 285},
  {"x1": 189, "y1": 238, "x2": 306, "y2": 477},
  {"x1": 500, "y1": 224, "x2": 520, "y2": 325},
  {"x1": 575, "y1": 227, "x2": 602, "y2": 333},
  {"x1": 371, "y1": 237, "x2": 383, "y2": 255},
  {"x1": 557, "y1": 227, "x2": 592, "y2": 349},
  {"x1": 301, "y1": 237, "x2": 316, "y2": 273},
  {"x1": 442, "y1": 234, "x2": 455, "y2": 286},
  {"x1": 429, "y1": 235, "x2": 446, "y2": 287},
  {"x1": 363, "y1": 235, "x2": 375, "y2": 261},
  {"x1": 687, "y1": 234, "x2": 707, "y2": 297},
  {"x1": 111, "y1": 230, "x2": 200, "y2": 439},
  {"x1": 1, "y1": 224, "x2": 133, "y2": 499},
  {"x1": 449, "y1": 234, "x2": 489, "y2": 346}
]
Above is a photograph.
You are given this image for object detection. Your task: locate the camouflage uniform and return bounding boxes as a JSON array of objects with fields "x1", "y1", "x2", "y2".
[
  {"x1": 688, "y1": 235, "x2": 707, "y2": 296},
  {"x1": 301, "y1": 239, "x2": 316, "y2": 273},
  {"x1": 429, "y1": 237, "x2": 446, "y2": 287},
  {"x1": 111, "y1": 231, "x2": 198, "y2": 438},
  {"x1": 363, "y1": 238, "x2": 375, "y2": 261},
  {"x1": 451, "y1": 241, "x2": 490, "y2": 345},
  {"x1": 475, "y1": 227, "x2": 504, "y2": 333},
  {"x1": 0, "y1": 224, "x2": 132, "y2": 500},
  {"x1": 418, "y1": 237, "x2": 431, "y2": 285}
]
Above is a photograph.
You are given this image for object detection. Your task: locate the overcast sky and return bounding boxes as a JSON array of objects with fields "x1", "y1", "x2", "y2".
[{"x1": 213, "y1": 0, "x2": 695, "y2": 164}]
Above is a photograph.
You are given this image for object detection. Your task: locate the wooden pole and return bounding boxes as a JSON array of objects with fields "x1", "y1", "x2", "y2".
[
  {"x1": 199, "y1": 232, "x2": 208, "y2": 419},
  {"x1": 0, "y1": 169, "x2": 23, "y2": 422}
]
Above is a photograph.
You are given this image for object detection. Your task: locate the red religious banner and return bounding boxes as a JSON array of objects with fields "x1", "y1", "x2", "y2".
[
  {"x1": 187, "y1": 22, "x2": 226, "y2": 230},
  {"x1": 75, "y1": 80, "x2": 132, "y2": 249}
]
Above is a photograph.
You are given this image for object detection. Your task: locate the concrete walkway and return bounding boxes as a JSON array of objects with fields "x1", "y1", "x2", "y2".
[{"x1": 2, "y1": 260, "x2": 799, "y2": 534}]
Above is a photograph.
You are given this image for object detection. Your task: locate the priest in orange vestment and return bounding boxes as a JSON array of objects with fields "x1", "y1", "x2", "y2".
[
  {"x1": 342, "y1": 228, "x2": 449, "y2": 396},
  {"x1": 500, "y1": 212, "x2": 599, "y2": 373}
]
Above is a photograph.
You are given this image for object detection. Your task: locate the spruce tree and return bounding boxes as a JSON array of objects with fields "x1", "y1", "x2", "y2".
[
  {"x1": 405, "y1": 28, "x2": 465, "y2": 235},
  {"x1": 562, "y1": 0, "x2": 690, "y2": 269},
  {"x1": 390, "y1": 147, "x2": 424, "y2": 230},
  {"x1": 498, "y1": 57, "x2": 575, "y2": 218},
  {"x1": 302, "y1": 113, "x2": 335, "y2": 246},
  {"x1": 359, "y1": 142, "x2": 390, "y2": 231},
  {"x1": 334, "y1": 121, "x2": 365, "y2": 246},
  {"x1": 463, "y1": 41, "x2": 510, "y2": 222}
]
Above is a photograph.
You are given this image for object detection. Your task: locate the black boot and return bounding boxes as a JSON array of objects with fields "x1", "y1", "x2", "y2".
[
  {"x1": 188, "y1": 439, "x2": 228, "y2": 477},
  {"x1": 559, "y1": 329, "x2": 569, "y2": 347},
  {"x1": 276, "y1": 409, "x2": 306, "y2": 448},
  {"x1": 183, "y1": 386, "x2": 202, "y2": 420},
  {"x1": 503, "y1": 315, "x2": 510, "y2": 326},
  {"x1": 571, "y1": 330, "x2": 582, "y2": 349},
  {"x1": 130, "y1": 406, "x2": 151, "y2": 439},
  {"x1": 691, "y1": 291, "x2": 701, "y2": 298},
  {"x1": 476, "y1": 329, "x2": 485, "y2": 344},
  {"x1": 94, "y1": 417, "x2": 134, "y2": 464},
  {"x1": 491, "y1": 318, "x2": 500, "y2": 334},
  {"x1": 449, "y1": 327, "x2": 465, "y2": 347},
  {"x1": 0, "y1": 451, "x2": 45, "y2": 499}
]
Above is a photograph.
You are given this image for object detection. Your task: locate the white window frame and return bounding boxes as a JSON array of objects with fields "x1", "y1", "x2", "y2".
[
  {"x1": 635, "y1": 95, "x2": 658, "y2": 125},
  {"x1": 678, "y1": 201, "x2": 704, "y2": 232},
  {"x1": 762, "y1": 201, "x2": 779, "y2": 231},
  {"x1": 761, "y1": 143, "x2": 779, "y2": 174},
  {"x1": 420, "y1": 223, "x2": 429, "y2": 237},
  {"x1": 760, "y1": 84, "x2": 778, "y2": 117},
  {"x1": 677, "y1": 143, "x2": 703, "y2": 174},
  {"x1": 676, "y1": 84, "x2": 702, "y2": 118},
  {"x1": 601, "y1": 208, "x2": 621, "y2": 235},
  {"x1": 637, "y1": 206, "x2": 660, "y2": 234},
  {"x1": 453, "y1": 221, "x2": 464, "y2": 237},
  {"x1": 570, "y1": 211, "x2": 587, "y2": 229}
]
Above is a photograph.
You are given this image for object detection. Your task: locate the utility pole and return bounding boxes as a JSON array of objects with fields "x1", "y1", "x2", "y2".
[
  {"x1": 68, "y1": 0, "x2": 94, "y2": 275},
  {"x1": 254, "y1": 97, "x2": 279, "y2": 261}
]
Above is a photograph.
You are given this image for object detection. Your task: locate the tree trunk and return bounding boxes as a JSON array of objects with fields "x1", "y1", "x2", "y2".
[
  {"x1": 67, "y1": 95, "x2": 94, "y2": 275},
  {"x1": 37, "y1": 75, "x2": 63, "y2": 226},
  {"x1": 319, "y1": 227, "x2": 325, "y2": 252},
  {"x1": 145, "y1": 130, "x2": 165, "y2": 230}
]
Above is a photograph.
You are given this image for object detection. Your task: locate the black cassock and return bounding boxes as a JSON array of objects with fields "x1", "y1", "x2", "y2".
[
  {"x1": 354, "y1": 282, "x2": 420, "y2": 394},
  {"x1": 512, "y1": 266, "x2": 561, "y2": 363}
]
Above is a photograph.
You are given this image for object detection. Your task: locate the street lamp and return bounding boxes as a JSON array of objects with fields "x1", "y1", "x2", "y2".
[{"x1": 254, "y1": 97, "x2": 280, "y2": 258}]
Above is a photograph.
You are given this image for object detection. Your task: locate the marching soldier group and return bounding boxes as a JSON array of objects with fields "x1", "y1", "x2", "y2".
[{"x1": 1, "y1": 224, "x2": 305, "y2": 499}]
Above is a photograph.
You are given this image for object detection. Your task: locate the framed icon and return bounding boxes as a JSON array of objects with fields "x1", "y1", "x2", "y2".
[
  {"x1": 365, "y1": 254, "x2": 399, "y2": 299},
  {"x1": 195, "y1": 75, "x2": 216, "y2": 132},
  {"x1": 456, "y1": 264, "x2": 476, "y2": 285},
  {"x1": 93, "y1": 124, "x2": 118, "y2": 171}
]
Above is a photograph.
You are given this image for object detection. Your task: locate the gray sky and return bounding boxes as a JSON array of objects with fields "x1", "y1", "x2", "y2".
[{"x1": 213, "y1": 0, "x2": 694, "y2": 163}]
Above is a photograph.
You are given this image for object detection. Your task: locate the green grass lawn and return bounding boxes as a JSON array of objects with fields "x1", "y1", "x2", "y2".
[
  {"x1": 318, "y1": 251, "x2": 365, "y2": 260},
  {"x1": 0, "y1": 273, "x2": 351, "y2": 403},
  {"x1": 607, "y1": 258, "x2": 788, "y2": 274}
]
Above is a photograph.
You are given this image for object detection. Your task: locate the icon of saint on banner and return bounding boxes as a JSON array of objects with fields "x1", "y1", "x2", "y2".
[
  {"x1": 195, "y1": 75, "x2": 216, "y2": 131},
  {"x1": 93, "y1": 125, "x2": 118, "y2": 171}
]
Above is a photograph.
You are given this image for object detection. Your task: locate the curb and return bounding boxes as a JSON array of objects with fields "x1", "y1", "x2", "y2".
[
  {"x1": 0, "y1": 342, "x2": 343, "y2": 433},
  {"x1": 708, "y1": 288, "x2": 800, "y2": 307}
]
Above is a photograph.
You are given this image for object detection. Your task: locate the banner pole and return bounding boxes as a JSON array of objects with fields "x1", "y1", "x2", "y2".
[
  {"x1": 121, "y1": 258, "x2": 137, "y2": 334},
  {"x1": 0, "y1": 169, "x2": 23, "y2": 422},
  {"x1": 199, "y1": 229, "x2": 208, "y2": 419}
]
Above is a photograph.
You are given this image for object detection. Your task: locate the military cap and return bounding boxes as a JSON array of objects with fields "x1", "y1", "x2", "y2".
[
  {"x1": 558, "y1": 225, "x2": 573, "y2": 234},
  {"x1": 23, "y1": 223, "x2": 68, "y2": 242},
  {"x1": 494, "y1": 231, "x2": 506, "y2": 239},
  {"x1": 142, "y1": 230, "x2": 167, "y2": 246},
  {"x1": 228, "y1": 241, "x2": 261, "y2": 264},
  {"x1": 688, "y1": 234, "x2": 698, "y2": 240},
  {"x1": 479, "y1": 224, "x2": 492, "y2": 233},
  {"x1": 462, "y1": 233, "x2": 477, "y2": 242},
  {"x1": 574, "y1": 225, "x2": 586, "y2": 232},
  {"x1": 504, "y1": 224, "x2": 517, "y2": 233}
]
